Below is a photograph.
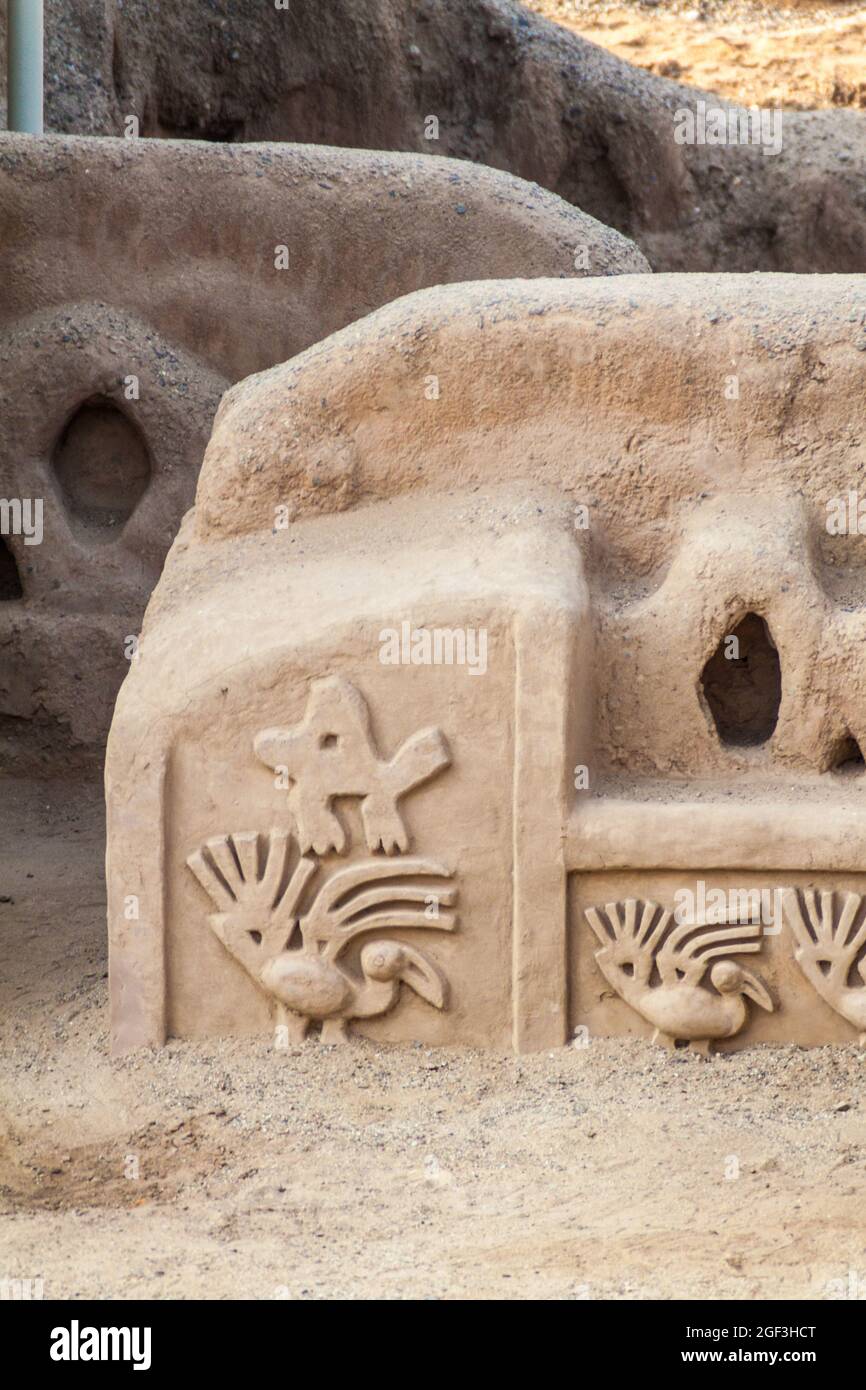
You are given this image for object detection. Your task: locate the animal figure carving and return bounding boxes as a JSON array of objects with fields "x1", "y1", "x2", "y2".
[
  {"x1": 782, "y1": 888, "x2": 866, "y2": 1043},
  {"x1": 584, "y1": 898, "x2": 773, "y2": 1054},
  {"x1": 187, "y1": 830, "x2": 457, "y2": 1042},
  {"x1": 254, "y1": 676, "x2": 451, "y2": 856}
]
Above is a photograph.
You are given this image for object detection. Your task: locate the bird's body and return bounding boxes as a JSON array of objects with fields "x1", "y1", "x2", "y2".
[
  {"x1": 261, "y1": 954, "x2": 353, "y2": 1019},
  {"x1": 832, "y1": 989, "x2": 866, "y2": 1034},
  {"x1": 261, "y1": 940, "x2": 439, "y2": 1032},
  {"x1": 607, "y1": 974, "x2": 747, "y2": 1042}
]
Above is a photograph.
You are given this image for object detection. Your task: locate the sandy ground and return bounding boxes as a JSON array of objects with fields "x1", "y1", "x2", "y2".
[
  {"x1": 531, "y1": 0, "x2": 866, "y2": 109},
  {"x1": 0, "y1": 778, "x2": 864, "y2": 1300}
]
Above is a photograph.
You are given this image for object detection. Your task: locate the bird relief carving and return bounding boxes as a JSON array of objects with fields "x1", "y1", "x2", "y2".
[
  {"x1": 781, "y1": 889, "x2": 866, "y2": 1044},
  {"x1": 186, "y1": 677, "x2": 457, "y2": 1042},
  {"x1": 584, "y1": 898, "x2": 773, "y2": 1054}
]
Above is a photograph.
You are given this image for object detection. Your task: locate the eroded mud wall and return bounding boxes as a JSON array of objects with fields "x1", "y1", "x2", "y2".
[
  {"x1": 0, "y1": 134, "x2": 645, "y2": 770},
  {"x1": 1, "y1": 0, "x2": 863, "y2": 271}
]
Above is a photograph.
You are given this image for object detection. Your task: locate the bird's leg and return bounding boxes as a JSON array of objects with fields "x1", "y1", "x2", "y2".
[
  {"x1": 273, "y1": 1003, "x2": 309, "y2": 1046},
  {"x1": 651, "y1": 1028, "x2": 676, "y2": 1052},
  {"x1": 689, "y1": 1038, "x2": 714, "y2": 1059},
  {"x1": 321, "y1": 1017, "x2": 349, "y2": 1045}
]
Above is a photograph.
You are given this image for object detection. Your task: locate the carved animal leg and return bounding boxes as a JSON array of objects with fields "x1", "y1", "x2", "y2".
[
  {"x1": 290, "y1": 796, "x2": 346, "y2": 857},
  {"x1": 651, "y1": 1028, "x2": 677, "y2": 1051},
  {"x1": 360, "y1": 796, "x2": 408, "y2": 855},
  {"x1": 321, "y1": 1017, "x2": 349, "y2": 1045},
  {"x1": 274, "y1": 1003, "x2": 309, "y2": 1044}
]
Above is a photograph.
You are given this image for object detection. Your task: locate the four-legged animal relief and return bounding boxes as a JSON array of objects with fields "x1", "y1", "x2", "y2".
[{"x1": 254, "y1": 676, "x2": 450, "y2": 856}]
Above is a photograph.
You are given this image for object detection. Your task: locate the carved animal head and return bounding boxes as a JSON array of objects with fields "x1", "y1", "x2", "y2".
[
  {"x1": 360, "y1": 940, "x2": 448, "y2": 1008},
  {"x1": 709, "y1": 960, "x2": 773, "y2": 1010}
]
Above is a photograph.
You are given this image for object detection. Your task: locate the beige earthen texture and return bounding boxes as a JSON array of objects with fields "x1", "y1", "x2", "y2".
[
  {"x1": 0, "y1": 134, "x2": 645, "y2": 771},
  {"x1": 108, "y1": 273, "x2": 866, "y2": 1055},
  {"x1": 3, "y1": 0, "x2": 865, "y2": 273}
]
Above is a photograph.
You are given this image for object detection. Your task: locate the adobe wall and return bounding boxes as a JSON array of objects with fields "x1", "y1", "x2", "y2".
[
  {"x1": 107, "y1": 274, "x2": 866, "y2": 1055},
  {"x1": 0, "y1": 134, "x2": 645, "y2": 771},
  {"x1": 2, "y1": 0, "x2": 864, "y2": 273}
]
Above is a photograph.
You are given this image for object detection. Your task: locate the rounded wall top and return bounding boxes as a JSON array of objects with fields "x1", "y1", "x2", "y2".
[{"x1": 193, "y1": 272, "x2": 866, "y2": 545}]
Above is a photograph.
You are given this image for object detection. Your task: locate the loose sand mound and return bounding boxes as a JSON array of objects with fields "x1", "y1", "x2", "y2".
[{"x1": 532, "y1": 1, "x2": 866, "y2": 112}]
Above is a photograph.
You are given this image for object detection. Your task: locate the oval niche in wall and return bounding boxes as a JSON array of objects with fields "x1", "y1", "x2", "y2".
[
  {"x1": 52, "y1": 397, "x2": 151, "y2": 541},
  {"x1": 700, "y1": 612, "x2": 781, "y2": 747}
]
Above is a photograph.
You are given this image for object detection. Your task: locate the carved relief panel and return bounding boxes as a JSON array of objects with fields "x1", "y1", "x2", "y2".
[
  {"x1": 570, "y1": 873, "x2": 866, "y2": 1051},
  {"x1": 107, "y1": 277, "x2": 866, "y2": 1056},
  {"x1": 185, "y1": 679, "x2": 458, "y2": 1043}
]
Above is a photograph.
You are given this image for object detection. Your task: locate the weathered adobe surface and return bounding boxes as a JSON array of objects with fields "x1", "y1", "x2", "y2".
[
  {"x1": 153, "y1": 271, "x2": 866, "y2": 784},
  {"x1": 107, "y1": 274, "x2": 866, "y2": 1055},
  {"x1": 0, "y1": 135, "x2": 644, "y2": 773},
  {"x1": 1, "y1": 0, "x2": 864, "y2": 271},
  {"x1": 0, "y1": 135, "x2": 645, "y2": 380}
]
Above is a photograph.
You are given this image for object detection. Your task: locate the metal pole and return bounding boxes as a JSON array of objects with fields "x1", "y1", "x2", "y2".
[{"x1": 7, "y1": 0, "x2": 43, "y2": 134}]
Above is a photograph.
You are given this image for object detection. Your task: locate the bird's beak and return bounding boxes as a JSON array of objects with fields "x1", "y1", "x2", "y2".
[
  {"x1": 397, "y1": 944, "x2": 448, "y2": 1010},
  {"x1": 740, "y1": 969, "x2": 774, "y2": 1012}
]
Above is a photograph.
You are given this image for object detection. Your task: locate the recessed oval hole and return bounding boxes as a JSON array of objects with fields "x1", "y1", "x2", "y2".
[
  {"x1": 701, "y1": 613, "x2": 781, "y2": 747},
  {"x1": 0, "y1": 538, "x2": 23, "y2": 599},
  {"x1": 830, "y1": 732, "x2": 864, "y2": 776},
  {"x1": 52, "y1": 397, "x2": 151, "y2": 543}
]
